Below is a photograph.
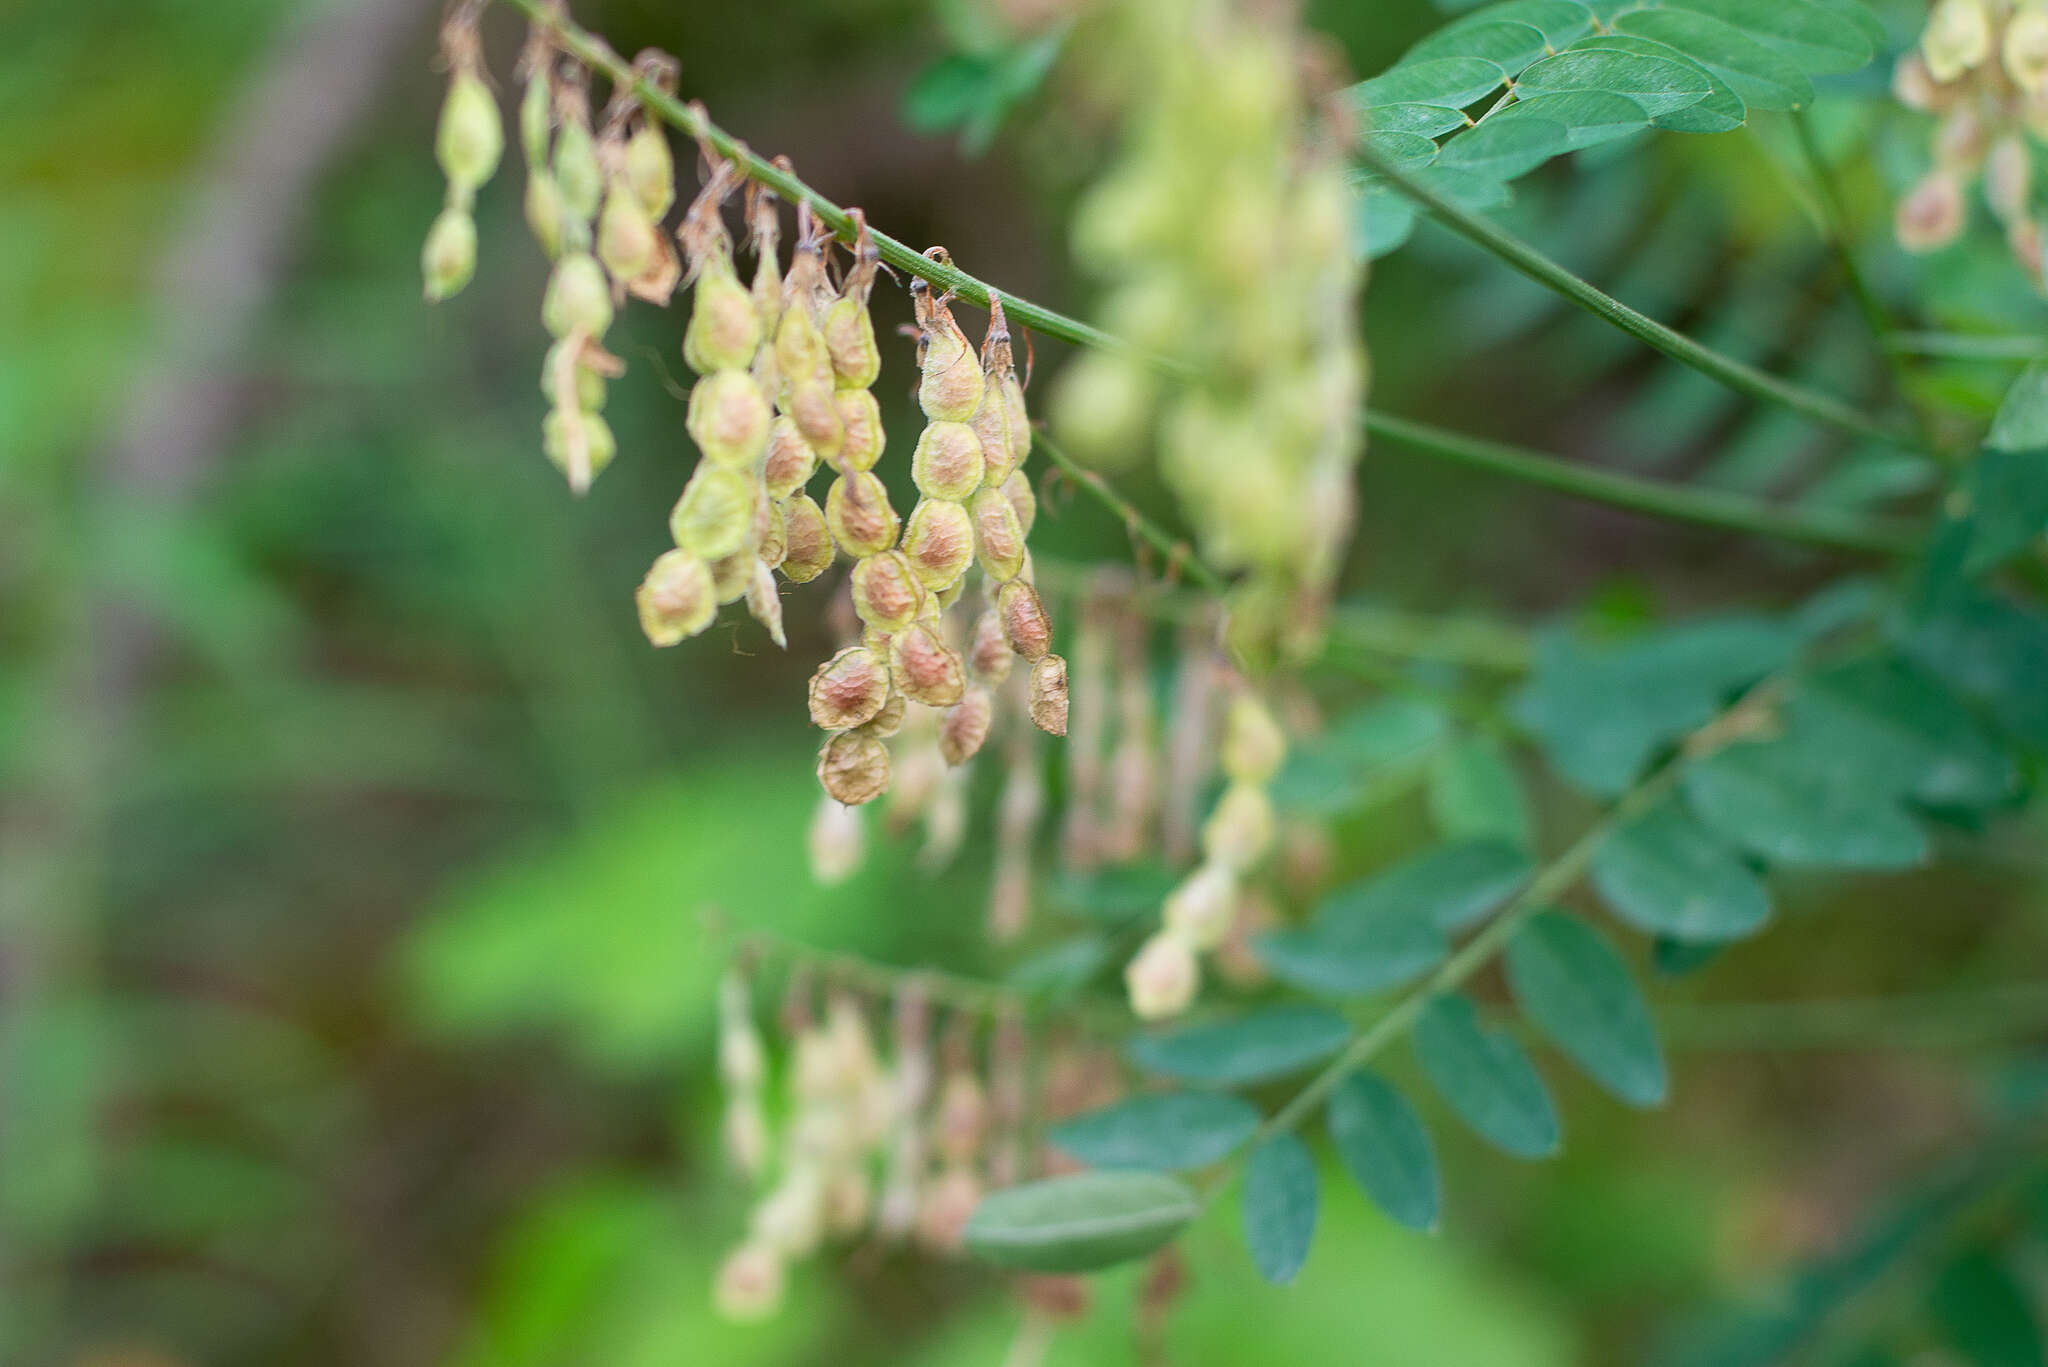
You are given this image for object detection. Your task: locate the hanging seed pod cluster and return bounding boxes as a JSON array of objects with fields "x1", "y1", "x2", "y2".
[
  {"x1": 1896, "y1": 0, "x2": 2048, "y2": 286},
  {"x1": 1048, "y1": 0, "x2": 1366, "y2": 659}
]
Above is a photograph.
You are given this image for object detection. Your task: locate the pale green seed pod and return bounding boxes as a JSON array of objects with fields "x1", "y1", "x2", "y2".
[
  {"x1": 671, "y1": 466, "x2": 757, "y2": 560},
  {"x1": 1202, "y1": 782, "x2": 1275, "y2": 872},
  {"x1": 774, "y1": 305, "x2": 831, "y2": 390},
  {"x1": 968, "y1": 487, "x2": 1025, "y2": 583},
  {"x1": 755, "y1": 496, "x2": 788, "y2": 570},
  {"x1": 542, "y1": 406, "x2": 616, "y2": 485},
  {"x1": 819, "y1": 729, "x2": 891, "y2": 806},
  {"x1": 1924, "y1": 0, "x2": 1992, "y2": 82},
  {"x1": 779, "y1": 495, "x2": 833, "y2": 583},
  {"x1": 997, "y1": 579, "x2": 1052, "y2": 661},
  {"x1": 519, "y1": 72, "x2": 551, "y2": 170},
  {"x1": 935, "y1": 579, "x2": 965, "y2": 611},
  {"x1": 744, "y1": 560, "x2": 786, "y2": 649},
  {"x1": 1125, "y1": 928, "x2": 1199, "y2": 1020},
  {"x1": 967, "y1": 608, "x2": 1012, "y2": 684},
  {"x1": 436, "y1": 69, "x2": 503, "y2": 198},
  {"x1": 1002, "y1": 468, "x2": 1036, "y2": 537},
  {"x1": 1048, "y1": 351, "x2": 1153, "y2": 473},
  {"x1": 634, "y1": 549, "x2": 715, "y2": 646},
  {"x1": 784, "y1": 375, "x2": 845, "y2": 463},
  {"x1": 862, "y1": 690, "x2": 907, "y2": 740},
  {"x1": 852, "y1": 551, "x2": 925, "y2": 632},
  {"x1": 685, "y1": 252, "x2": 764, "y2": 375},
  {"x1": 824, "y1": 295, "x2": 880, "y2": 391},
  {"x1": 1222, "y1": 694, "x2": 1286, "y2": 785},
  {"x1": 687, "y1": 370, "x2": 772, "y2": 468},
  {"x1": 748, "y1": 192, "x2": 783, "y2": 340},
  {"x1": 762, "y1": 418, "x2": 818, "y2": 499},
  {"x1": 825, "y1": 471, "x2": 900, "y2": 558},
  {"x1": 901, "y1": 498, "x2": 975, "y2": 591},
  {"x1": 911, "y1": 422, "x2": 984, "y2": 502},
  {"x1": 541, "y1": 339, "x2": 606, "y2": 411},
  {"x1": 2010, "y1": 3, "x2": 2048, "y2": 95},
  {"x1": 1028, "y1": 652, "x2": 1069, "y2": 737},
  {"x1": 891, "y1": 623, "x2": 966, "y2": 708},
  {"x1": 809, "y1": 647, "x2": 891, "y2": 730},
  {"x1": 969, "y1": 294, "x2": 1030, "y2": 485},
  {"x1": 552, "y1": 116, "x2": 603, "y2": 224},
  {"x1": 421, "y1": 207, "x2": 477, "y2": 302},
  {"x1": 833, "y1": 390, "x2": 885, "y2": 474},
  {"x1": 541, "y1": 251, "x2": 613, "y2": 339},
  {"x1": 940, "y1": 686, "x2": 992, "y2": 766},
  {"x1": 524, "y1": 171, "x2": 565, "y2": 259},
  {"x1": 1163, "y1": 863, "x2": 1238, "y2": 951},
  {"x1": 597, "y1": 179, "x2": 659, "y2": 283},
  {"x1": 625, "y1": 122, "x2": 675, "y2": 220},
  {"x1": 708, "y1": 548, "x2": 754, "y2": 605},
  {"x1": 916, "y1": 305, "x2": 984, "y2": 422}
]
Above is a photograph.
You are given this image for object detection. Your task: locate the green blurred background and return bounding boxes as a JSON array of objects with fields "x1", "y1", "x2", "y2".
[{"x1": 6, "y1": 0, "x2": 2047, "y2": 1363}]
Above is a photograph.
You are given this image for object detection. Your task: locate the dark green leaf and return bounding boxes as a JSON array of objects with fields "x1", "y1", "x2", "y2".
[
  {"x1": 1007, "y1": 935, "x2": 1111, "y2": 996},
  {"x1": 1591, "y1": 798, "x2": 1772, "y2": 942},
  {"x1": 1352, "y1": 57, "x2": 1509, "y2": 111},
  {"x1": 1257, "y1": 914, "x2": 1447, "y2": 998},
  {"x1": 1682, "y1": 738, "x2": 1929, "y2": 871},
  {"x1": 1359, "y1": 129, "x2": 1443, "y2": 172},
  {"x1": 1046, "y1": 863, "x2": 1179, "y2": 925},
  {"x1": 1412, "y1": 993, "x2": 1562, "y2": 1158},
  {"x1": 1367, "y1": 103, "x2": 1472, "y2": 138},
  {"x1": 1987, "y1": 359, "x2": 2048, "y2": 451},
  {"x1": 1952, "y1": 448, "x2": 2048, "y2": 576},
  {"x1": 1049, "y1": 1091, "x2": 1260, "y2": 1172},
  {"x1": 1328, "y1": 696, "x2": 1453, "y2": 767},
  {"x1": 1128, "y1": 1006, "x2": 1351, "y2": 1087},
  {"x1": 1428, "y1": 735, "x2": 1533, "y2": 849},
  {"x1": 1505, "y1": 910, "x2": 1668, "y2": 1107},
  {"x1": 1514, "y1": 48, "x2": 1714, "y2": 118},
  {"x1": 1373, "y1": 839, "x2": 1534, "y2": 934},
  {"x1": 1929, "y1": 1248, "x2": 2046, "y2": 1367},
  {"x1": 1613, "y1": 10, "x2": 1812, "y2": 110},
  {"x1": 1327, "y1": 1071, "x2": 1442, "y2": 1231},
  {"x1": 1791, "y1": 657, "x2": 2018, "y2": 810},
  {"x1": 1437, "y1": 115, "x2": 1572, "y2": 181},
  {"x1": 1905, "y1": 589, "x2": 2048, "y2": 749},
  {"x1": 1489, "y1": 88, "x2": 1657, "y2": 146},
  {"x1": 1652, "y1": 936, "x2": 1726, "y2": 977},
  {"x1": 1569, "y1": 33, "x2": 1746, "y2": 131},
  {"x1": 1654, "y1": 0, "x2": 1874, "y2": 75},
  {"x1": 1241, "y1": 1134, "x2": 1318, "y2": 1285},
  {"x1": 965, "y1": 1171, "x2": 1197, "y2": 1273},
  {"x1": 1408, "y1": 19, "x2": 1551, "y2": 73}
]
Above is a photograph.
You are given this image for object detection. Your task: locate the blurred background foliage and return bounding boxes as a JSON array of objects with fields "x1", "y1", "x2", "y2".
[{"x1": 3, "y1": 0, "x2": 2046, "y2": 1363}]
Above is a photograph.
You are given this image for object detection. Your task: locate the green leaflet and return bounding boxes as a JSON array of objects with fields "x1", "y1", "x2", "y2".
[
  {"x1": 1513, "y1": 48, "x2": 1713, "y2": 119},
  {"x1": 1505, "y1": 910, "x2": 1669, "y2": 1108},
  {"x1": 1240, "y1": 1134, "x2": 1319, "y2": 1285},
  {"x1": 1612, "y1": 10, "x2": 1812, "y2": 111},
  {"x1": 1928, "y1": 1247, "x2": 2047, "y2": 1367},
  {"x1": 1128, "y1": 1006, "x2": 1352, "y2": 1087},
  {"x1": 1428, "y1": 734, "x2": 1534, "y2": 849},
  {"x1": 1788, "y1": 657, "x2": 2018, "y2": 811},
  {"x1": 1412, "y1": 993, "x2": 1562, "y2": 1159},
  {"x1": 1682, "y1": 738, "x2": 1929, "y2": 871},
  {"x1": 965, "y1": 1171, "x2": 1198, "y2": 1273},
  {"x1": 1327, "y1": 1071, "x2": 1443, "y2": 1232},
  {"x1": 1048, "y1": 1091, "x2": 1261, "y2": 1172},
  {"x1": 1592, "y1": 798, "x2": 1772, "y2": 943},
  {"x1": 1571, "y1": 33, "x2": 1745, "y2": 132},
  {"x1": 1924, "y1": 364, "x2": 2048, "y2": 589}
]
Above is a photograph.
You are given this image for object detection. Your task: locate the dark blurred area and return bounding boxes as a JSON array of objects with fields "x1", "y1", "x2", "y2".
[{"x1": 4, "y1": 1, "x2": 2046, "y2": 1364}]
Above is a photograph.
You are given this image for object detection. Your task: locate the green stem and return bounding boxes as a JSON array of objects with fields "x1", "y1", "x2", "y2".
[
  {"x1": 1366, "y1": 410, "x2": 1919, "y2": 558},
  {"x1": 1885, "y1": 331, "x2": 2048, "y2": 361},
  {"x1": 1357, "y1": 143, "x2": 1919, "y2": 451}
]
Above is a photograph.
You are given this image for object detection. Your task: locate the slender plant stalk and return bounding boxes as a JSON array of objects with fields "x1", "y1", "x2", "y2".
[
  {"x1": 1357, "y1": 143, "x2": 1920, "y2": 450},
  {"x1": 1885, "y1": 331, "x2": 2048, "y2": 360},
  {"x1": 1366, "y1": 410, "x2": 1920, "y2": 557},
  {"x1": 1035, "y1": 432, "x2": 1230, "y2": 596}
]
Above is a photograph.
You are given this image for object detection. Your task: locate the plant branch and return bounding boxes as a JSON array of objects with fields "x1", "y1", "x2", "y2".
[
  {"x1": 1357, "y1": 143, "x2": 1919, "y2": 451},
  {"x1": 1365, "y1": 410, "x2": 1920, "y2": 558}
]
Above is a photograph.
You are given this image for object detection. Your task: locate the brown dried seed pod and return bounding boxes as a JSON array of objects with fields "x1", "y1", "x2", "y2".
[
  {"x1": 940, "y1": 686, "x2": 993, "y2": 765},
  {"x1": 635, "y1": 549, "x2": 715, "y2": 646},
  {"x1": 818, "y1": 729, "x2": 891, "y2": 805},
  {"x1": 967, "y1": 608, "x2": 1013, "y2": 683},
  {"x1": 910, "y1": 422, "x2": 985, "y2": 502},
  {"x1": 833, "y1": 390, "x2": 885, "y2": 473},
  {"x1": 900, "y1": 499, "x2": 976, "y2": 591},
  {"x1": 852, "y1": 551, "x2": 926, "y2": 632},
  {"x1": 762, "y1": 417, "x2": 818, "y2": 499},
  {"x1": 778, "y1": 495, "x2": 834, "y2": 583},
  {"x1": 968, "y1": 486, "x2": 1025, "y2": 583},
  {"x1": 745, "y1": 560, "x2": 787, "y2": 648},
  {"x1": 687, "y1": 370, "x2": 772, "y2": 468},
  {"x1": 808, "y1": 647, "x2": 891, "y2": 730},
  {"x1": 860, "y1": 689, "x2": 907, "y2": 739},
  {"x1": 891, "y1": 623, "x2": 966, "y2": 708},
  {"x1": 1029, "y1": 652, "x2": 1070, "y2": 736},
  {"x1": 997, "y1": 579, "x2": 1052, "y2": 661},
  {"x1": 708, "y1": 548, "x2": 754, "y2": 605},
  {"x1": 825, "y1": 471, "x2": 901, "y2": 558},
  {"x1": 1002, "y1": 468, "x2": 1037, "y2": 537},
  {"x1": 670, "y1": 466, "x2": 757, "y2": 560}
]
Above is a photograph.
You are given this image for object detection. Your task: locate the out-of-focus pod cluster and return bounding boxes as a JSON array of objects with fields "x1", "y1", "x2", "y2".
[
  {"x1": 1048, "y1": 0, "x2": 1366, "y2": 660},
  {"x1": 1896, "y1": 0, "x2": 2048, "y2": 287},
  {"x1": 422, "y1": 4, "x2": 500, "y2": 306},
  {"x1": 711, "y1": 964, "x2": 1119, "y2": 1324}
]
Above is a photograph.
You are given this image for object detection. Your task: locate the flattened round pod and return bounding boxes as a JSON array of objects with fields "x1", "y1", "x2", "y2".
[
  {"x1": 833, "y1": 390, "x2": 885, "y2": 474},
  {"x1": 861, "y1": 689, "x2": 907, "y2": 739},
  {"x1": 1028, "y1": 652, "x2": 1069, "y2": 736},
  {"x1": 823, "y1": 293, "x2": 880, "y2": 390},
  {"x1": 523, "y1": 171, "x2": 565, "y2": 259},
  {"x1": 997, "y1": 579, "x2": 1052, "y2": 661},
  {"x1": 635, "y1": 549, "x2": 715, "y2": 646},
  {"x1": 852, "y1": 551, "x2": 926, "y2": 632},
  {"x1": 551, "y1": 116, "x2": 602, "y2": 223},
  {"x1": 624, "y1": 122, "x2": 675, "y2": 220},
  {"x1": 779, "y1": 494, "x2": 834, "y2": 583},
  {"x1": 684, "y1": 253, "x2": 763, "y2": 375},
  {"x1": 818, "y1": 729, "x2": 891, "y2": 806},
  {"x1": 911, "y1": 422, "x2": 985, "y2": 502},
  {"x1": 436, "y1": 69, "x2": 503, "y2": 195},
  {"x1": 774, "y1": 303, "x2": 830, "y2": 388},
  {"x1": 808, "y1": 647, "x2": 891, "y2": 730},
  {"x1": 784, "y1": 374, "x2": 845, "y2": 463},
  {"x1": 541, "y1": 251, "x2": 614, "y2": 340},
  {"x1": 940, "y1": 686, "x2": 993, "y2": 766},
  {"x1": 671, "y1": 466, "x2": 757, "y2": 560},
  {"x1": 1001, "y1": 468, "x2": 1036, "y2": 536},
  {"x1": 755, "y1": 495, "x2": 788, "y2": 570},
  {"x1": 917, "y1": 306, "x2": 985, "y2": 422},
  {"x1": 891, "y1": 623, "x2": 966, "y2": 708},
  {"x1": 708, "y1": 548, "x2": 755, "y2": 605},
  {"x1": 687, "y1": 370, "x2": 772, "y2": 468},
  {"x1": 967, "y1": 608, "x2": 1012, "y2": 683},
  {"x1": 968, "y1": 486, "x2": 1025, "y2": 582},
  {"x1": 542, "y1": 407, "x2": 616, "y2": 484},
  {"x1": 825, "y1": 471, "x2": 900, "y2": 558},
  {"x1": 762, "y1": 418, "x2": 817, "y2": 499},
  {"x1": 901, "y1": 498, "x2": 975, "y2": 591},
  {"x1": 597, "y1": 180, "x2": 659, "y2": 282}
]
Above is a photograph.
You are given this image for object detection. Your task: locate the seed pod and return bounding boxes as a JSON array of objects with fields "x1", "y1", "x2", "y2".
[
  {"x1": 851, "y1": 551, "x2": 925, "y2": 632},
  {"x1": 518, "y1": 68, "x2": 551, "y2": 170},
  {"x1": 862, "y1": 689, "x2": 907, "y2": 738},
  {"x1": 635, "y1": 548, "x2": 716, "y2": 646},
  {"x1": 747, "y1": 183, "x2": 783, "y2": 340},
  {"x1": 597, "y1": 178, "x2": 659, "y2": 283},
  {"x1": 1897, "y1": 170, "x2": 1966, "y2": 253},
  {"x1": 1125, "y1": 928, "x2": 1199, "y2": 1020},
  {"x1": 912, "y1": 267, "x2": 986, "y2": 422},
  {"x1": 967, "y1": 609, "x2": 1013, "y2": 683},
  {"x1": 1923, "y1": 0, "x2": 1992, "y2": 82},
  {"x1": 1049, "y1": 351, "x2": 1154, "y2": 473},
  {"x1": 823, "y1": 214, "x2": 883, "y2": 388},
  {"x1": 2009, "y1": 3, "x2": 2048, "y2": 94},
  {"x1": 755, "y1": 495, "x2": 788, "y2": 569},
  {"x1": 421, "y1": 207, "x2": 478, "y2": 302},
  {"x1": 542, "y1": 406, "x2": 616, "y2": 485},
  {"x1": 671, "y1": 466, "x2": 757, "y2": 560},
  {"x1": 901, "y1": 499, "x2": 975, "y2": 591},
  {"x1": 997, "y1": 579, "x2": 1052, "y2": 660},
  {"x1": 823, "y1": 1168, "x2": 873, "y2": 1237},
  {"x1": 1163, "y1": 862, "x2": 1238, "y2": 950},
  {"x1": 809, "y1": 647, "x2": 891, "y2": 730},
  {"x1": 968, "y1": 486, "x2": 1026, "y2": 582},
  {"x1": 551, "y1": 114, "x2": 603, "y2": 225},
  {"x1": 779, "y1": 495, "x2": 833, "y2": 582},
  {"x1": 892, "y1": 623, "x2": 966, "y2": 708},
  {"x1": 1222, "y1": 694, "x2": 1286, "y2": 784},
  {"x1": 807, "y1": 795, "x2": 866, "y2": 884},
  {"x1": 752, "y1": 1165, "x2": 827, "y2": 1256},
  {"x1": 709, "y1": 548, "x2": 754, "y2": 605},
  {"x1": 819, "y1": 729, "x2": 891, "y2": 805},
  {"x1": 745, "y1": 560, "x2": 786, "y2": 648},
  {"x1": 1989, "y1": 135, "x2": 2034, "y2": 222},
  {"x1": 825, "y1": 471, "x2": 900, "y2": 558},
  {"x1": 1028, "y1": 652, "x2": 1070, "y2": 736},
  {"x1": 910, "y1": 422, "x2": 985, "y2": 502},
  {"x1": 542, "y1": 251, "x2": 614, "y2": 339},
  {"x1": 523, "y1": 171, "x2": 565, "y2": 259},
  {"x1": 784, "y1": 376, "x2": 845, "y2": 462},
  {"x1": 624, "y1": 122, "x2": 675, "y2": 219},
  {"x1": 541, "y1": 338, "x2": 607, "y2": 411},
  {"x1": 941, "y1": 686, "x2": 993, "y2": 765},
  {"x1": 1001, "y1": 468, "x2": 1037, "y2": 536},
  {"x1": 969, "y1": 294, "x2": 1031, "y2": 485},
  {"x1": 687, "y1": 370, "x2": 772, "y2": 468},
  {"x1": 1202, "y1": 782, "x2": 1275, "y2": 872},
  {"x1": 685, "y1": 252, "x2": 764, "y2": 375},
  {"x1": 436, "y1": 69, "x2": 503, "y2": 198},
  {"x1": 713, "y1": 1241, "x2": 786, "y2": 1323},
  {"x1": 762, "y1": 418, "x2": 818, "y2": 498},
  {"x1": 832, "y1": 390, "x2": 885, "y2": 474}
]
